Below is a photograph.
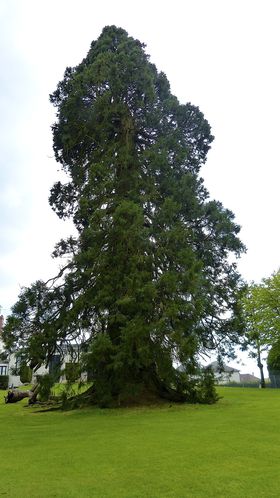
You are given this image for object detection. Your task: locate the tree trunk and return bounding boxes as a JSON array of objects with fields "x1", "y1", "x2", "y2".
[
  {"x1": 257, "y1": 345, "x2": 266, "y2": 388},
  {"x1": 28, "y1": 384, "x2": 39, "y2": 404}
]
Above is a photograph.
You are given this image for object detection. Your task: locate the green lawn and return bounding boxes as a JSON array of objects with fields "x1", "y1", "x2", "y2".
[{"x1": 0, "y1": 387, "x2": 279, "y2": 497}]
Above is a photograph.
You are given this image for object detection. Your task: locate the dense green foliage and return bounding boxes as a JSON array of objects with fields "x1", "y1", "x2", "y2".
[
  {"x1": 4, "y1": 26, "x2": 244, "y2": 405},
  {"x1": 1, "y1": 388, "x2": 280, "y2": 497},
  {"x1": 241, "y1": 271, "x2": 280, "y2": 343},
  {"x1": 19, "y1": 363, "x2": 32, "y2": 383},
  {"x1": 36, "y1": 374, "x2": 56, "y2": 402},
  {"x1": 0, "y1": 375, "x2": 8, "y2": 389},
  {"x1": 267, "y1": 341, "x2": 280, "y2": 371},
  {"x1": 65, "y1": 362, "x2": 80, "y2": 382},
  {"x1": 267, "y1": 342, "x2": 280, "y2": 387}
]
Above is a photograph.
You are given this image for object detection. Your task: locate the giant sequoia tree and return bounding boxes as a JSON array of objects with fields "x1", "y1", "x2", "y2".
[{"x1": 4, "y1": 26, "x2": 245, "y2": 405}]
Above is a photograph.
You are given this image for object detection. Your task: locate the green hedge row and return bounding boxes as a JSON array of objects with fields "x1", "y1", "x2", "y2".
[{"x1": 0, "y1": 375, "x2": 9, "y2": 390}]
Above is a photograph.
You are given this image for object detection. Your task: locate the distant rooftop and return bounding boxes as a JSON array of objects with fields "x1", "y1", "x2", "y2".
[
  {"x1": 208, "y1": 361, "x2": 240, "y2": 373},
  {"x1": 240, "y1": 373, "x2": 260, "y2": 383}
]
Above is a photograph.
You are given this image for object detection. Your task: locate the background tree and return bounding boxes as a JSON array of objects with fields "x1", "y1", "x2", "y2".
[
  {"x1": 4, "y1": 26, "x2": 245, "y2": 405},
  {"x1": 241, "y1": 271, "x2": 280, "y2": 387},
  {"x1": 267, "y1": 340, "x2": 280, "y2": 387}
]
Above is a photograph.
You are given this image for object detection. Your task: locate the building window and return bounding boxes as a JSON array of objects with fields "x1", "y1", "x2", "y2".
[{"x1": 0, "y1": 365, "x2": 7, "y2": 376}]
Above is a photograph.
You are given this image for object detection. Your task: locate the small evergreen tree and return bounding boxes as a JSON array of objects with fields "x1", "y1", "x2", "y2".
[{"x1": 197, "y1": 367, "x2": 220, "y2": 404}]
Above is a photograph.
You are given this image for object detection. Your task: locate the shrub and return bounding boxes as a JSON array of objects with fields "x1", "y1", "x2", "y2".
[
  {"x1": 267, "y1": 342, "x2": 280, "y2": 371},
  {"x1": 19, "y1": 364, "x2": 32, "y2": 384},
  {"x1": 196, "y1": 367, "x2": 220, "y2": 404},
  {"x1": 36, "y1": 374, "x2": 55, "y2": 401},
  {"x1": 175, "y1": 367, "x2": 220, "y2": 405},
  {"x1": 65, "y1": 362, "x2": 80, "y2": 383},
  {"x1": 0, "y1": 375, "x2": 9, "y2": 390},
  {"x1": 267, "y1": 342, "x2": 280, "y2": 388}
]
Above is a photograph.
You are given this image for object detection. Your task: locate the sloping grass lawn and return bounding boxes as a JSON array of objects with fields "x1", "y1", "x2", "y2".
[{"x1": 0, "y1": 387, "x2": 280, "y2": 497}]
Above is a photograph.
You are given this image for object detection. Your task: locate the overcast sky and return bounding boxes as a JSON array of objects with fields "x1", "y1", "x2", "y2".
[{"x1": 1, "y1": 0, "x2": 279, "y2": 374}]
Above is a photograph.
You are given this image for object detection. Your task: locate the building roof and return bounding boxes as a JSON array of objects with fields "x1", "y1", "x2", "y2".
[
  {"x1": 240, "y1": 373, "x2": 260, "y2": 383},
  {"x1": 208, "y1": 361, "x2": 240, "y2": 373}
]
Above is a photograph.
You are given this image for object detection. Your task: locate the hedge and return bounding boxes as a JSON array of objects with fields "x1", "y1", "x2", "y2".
[{"x1": 0, "y1": 375, "x2": 9, "y2": 390}]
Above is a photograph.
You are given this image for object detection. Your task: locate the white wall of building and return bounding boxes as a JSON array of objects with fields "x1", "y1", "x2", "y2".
[{"x1": 214, "y1": 370, "x2": 240, "y2": 384}]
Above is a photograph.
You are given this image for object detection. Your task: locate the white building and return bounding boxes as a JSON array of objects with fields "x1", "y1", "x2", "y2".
[
  {"x1": 208, "y1": 361, "x2": 241, "y2": 384},
  {"x1": 0, "y1": 317, "x2": 84, "y2": 387},
  {"x1": 1, "y1": 347, "x2": 85, "y2": 388}
]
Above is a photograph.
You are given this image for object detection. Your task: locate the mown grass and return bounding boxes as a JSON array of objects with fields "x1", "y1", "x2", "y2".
[{"x1": 0, "y1": 387, "x2": 280, "y2": 497}]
